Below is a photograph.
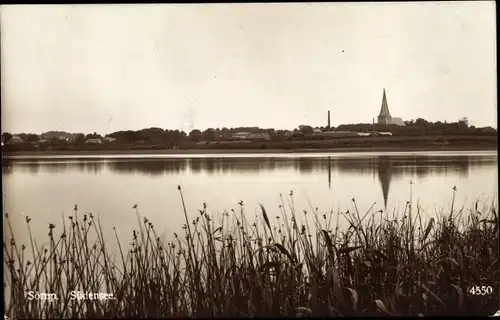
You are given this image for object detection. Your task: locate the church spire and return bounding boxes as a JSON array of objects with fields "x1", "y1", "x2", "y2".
[
  {"x1": 379, "y1": 88, "x2": 391, "y2": 117},
  {"x1": 377, "y1": 88, "x2": 392, "y2": 125}
]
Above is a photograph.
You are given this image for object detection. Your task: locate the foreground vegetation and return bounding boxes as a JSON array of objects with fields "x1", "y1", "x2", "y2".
[{"x1": 3, "y1": 188, "x2": 499, "y2": 318}]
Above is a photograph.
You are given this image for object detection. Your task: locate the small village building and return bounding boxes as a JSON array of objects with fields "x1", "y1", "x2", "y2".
[
  {"x1": 8, "y1": 136, "x2": 26, "y2": 144},
  {"x1": 38, "y1": 139, "x2": 51, "y2": 145},
  {"x1": 390, "y1": 117, "x2": 405, "y2": 126},
  {"x1": 85, "y1": 138, "x2": 103, "y2": 144},
  {"x1": 247, "y1": 132, "x2": 271, "y2": 141},
  {"x1": 231, "y1": 132, "x2": 250, "y2": 140},
  {"x1": 318, "y1": 131, "x2": 359, "y2": 139},
  {"x1": 357, "y1": 132, "x2": 372, "y2": 137},
  {"x1": 377, "y1": 132, "x2": 393, "y2": 136}
]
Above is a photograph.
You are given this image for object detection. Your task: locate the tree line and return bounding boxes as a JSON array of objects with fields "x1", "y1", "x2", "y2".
[{"x1": 1, "y1": 118, "x2": 496, "y2": 150}]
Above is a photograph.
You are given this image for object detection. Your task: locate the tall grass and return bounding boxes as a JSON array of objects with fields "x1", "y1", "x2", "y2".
[{"x1": 3, "y1": 187, "x2": 499, "y2": 318}]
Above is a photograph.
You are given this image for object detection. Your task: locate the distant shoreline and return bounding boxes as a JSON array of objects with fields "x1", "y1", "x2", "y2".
[{"x1": 2, "y1": 145, "x2": 497, "y2": 159}]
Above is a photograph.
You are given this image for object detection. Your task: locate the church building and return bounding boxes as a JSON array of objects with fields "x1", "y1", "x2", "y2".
[{"x1": 377, "y1": 88, "x2": 404, "y2": 126}]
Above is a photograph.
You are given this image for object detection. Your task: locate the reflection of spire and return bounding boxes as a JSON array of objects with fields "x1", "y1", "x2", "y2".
[
  {"x1": 328, "y1": 157, "x2": 331, "y2": 189},
  {"x1": 377, "y1": 156, "x2": 393, "y2": 209}
]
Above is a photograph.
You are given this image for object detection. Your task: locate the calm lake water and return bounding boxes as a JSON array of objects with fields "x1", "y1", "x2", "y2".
[{"x1": 2, "y1": 150, "x2": 498, "y2": 248}]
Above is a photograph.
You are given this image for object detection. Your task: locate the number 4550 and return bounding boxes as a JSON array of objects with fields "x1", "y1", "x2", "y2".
[{"x1": 469, "y1": 286, "x2": 493, "y2": 295}]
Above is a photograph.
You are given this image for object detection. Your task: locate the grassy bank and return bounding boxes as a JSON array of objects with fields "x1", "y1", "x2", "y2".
[
  {"x1": 2, "y1": 134, "x2": 497, "y2": 157},
  {"x1": 3, "y1": 188, "x2": 499, "y2": 318}
]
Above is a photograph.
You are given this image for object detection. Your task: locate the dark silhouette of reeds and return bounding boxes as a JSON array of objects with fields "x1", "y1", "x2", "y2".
[{"x1": 3, "y1": 186, "x2": 499, "y2": 318}]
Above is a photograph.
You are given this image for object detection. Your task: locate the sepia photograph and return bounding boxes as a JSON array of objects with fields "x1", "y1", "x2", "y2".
[{"x1": 1, "y1": 2, "x2": 498, "y2": 318}]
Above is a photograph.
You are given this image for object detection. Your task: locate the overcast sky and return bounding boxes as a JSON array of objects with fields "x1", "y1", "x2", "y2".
[{"x1": 1, "y1": 2, "x2": 496, "y2": 135}]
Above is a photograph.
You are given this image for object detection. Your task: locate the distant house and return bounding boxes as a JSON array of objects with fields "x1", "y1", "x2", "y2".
[
  {"x1": 103, "y1": 137, "x2": 116, "y2": 143},
  {"x1": 289, "y1": 131, "x2": 305, "y2": 139},
  {"x1": 313, "y1": 128, "x2": 323, "y2": 135},
  {"x1": 219, "y1": 132, "x2": 232, "y2": 140},
  {"x1": 357, "y1": 132, "x2": 372, "y2": 137},
  {"x1": 284, "y1": 131, "x2": 293, "y2": 137},
  {"x1": 85, "y1": 138, "x2": 103, "y2": 144},
  {"x1": 318, "y1": 131, "x2": 359, "y2": 139},
  {"x1": 231, "y1": 132, "x2": 250, "y2": 140},
  {"x1": 8, "y1": 136, "x2": 26, "y2": 144},
  {"x1": 37, "y1": 139, "x2": 51, "y2": 145},
  {"x1": 247, "y1": 132, "x2": 271, "y2": 141},
  {"x1": 390, "y1": 117, "x2": 405, "y2": 126},
  {"x1": 376, "y1": 132, "x2": 393, "y2": 136},
  {"x1": 42, "y1": 135, "x2": 68, "y2": 141},
  {"x1": 40, "y1": 131, "x2": 74, "y2": 140}
]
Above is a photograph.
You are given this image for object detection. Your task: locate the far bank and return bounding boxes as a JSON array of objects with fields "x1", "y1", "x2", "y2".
[{"x1": 2, "y1": 144, "x2": 497, "y2": 159}]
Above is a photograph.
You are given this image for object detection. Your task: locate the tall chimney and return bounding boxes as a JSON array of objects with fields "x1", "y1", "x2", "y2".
[{"x1": 327, "y1": 110, "x2": 331, "y2": 129}]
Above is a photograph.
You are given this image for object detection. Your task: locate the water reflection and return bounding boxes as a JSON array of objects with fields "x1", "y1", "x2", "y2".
[
  {"x1": 3, "y1": 155, "x2": 496, "y2": 209},
  {"x1": 378, "y1": 156, "x2": 392, "y2": 209},
  {"x1": 3, "y1": 155, "x2": 496, "y2": 178}
]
